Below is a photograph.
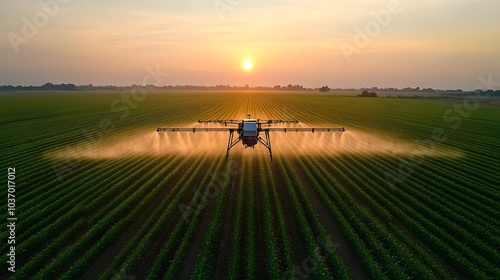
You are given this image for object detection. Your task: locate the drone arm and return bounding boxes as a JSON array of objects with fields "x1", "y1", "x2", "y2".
[
  {"x1": 266, "y1": 127, "x2": 345, "y2": 133},
  {"x1": 156, "y1": 128, "x2": 232, "y2": 132},
  {"x1": 197, "y1": 119, "x2": 239, "y2": 124},
  {"x1": 258, "y1": 129, "x2": 273, "y2": 161},
  {"x1": 260, "y1": 119, "x2": 299, "y2": 125}
]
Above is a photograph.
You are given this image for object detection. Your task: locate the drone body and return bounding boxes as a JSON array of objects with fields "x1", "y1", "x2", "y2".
[
  {"x1": 239, "y1": 118, "x2": 259, "y2": 148},
  {"x1": 157, "y1": 114, "x2": 344, "y2": 160}
]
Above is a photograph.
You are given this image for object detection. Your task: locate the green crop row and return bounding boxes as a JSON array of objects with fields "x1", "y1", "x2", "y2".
[
  {"x1": 190, "y1": 159, "x2": 233, "y2": 279},
  {"x1": 101, "y1": 154, "x2": 210, "y2": 279},
  {"x1": 1, "y1": 91, "x2": 499, "y2": 279}
]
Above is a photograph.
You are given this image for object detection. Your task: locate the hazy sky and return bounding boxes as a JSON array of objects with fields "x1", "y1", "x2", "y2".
[{"x1": 1, "y1": 0, "x2": 499, "y2": 89}]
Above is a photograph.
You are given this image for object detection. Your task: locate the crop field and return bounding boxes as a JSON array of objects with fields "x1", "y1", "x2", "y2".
[{"x1": 1, "y1": 90, "x2": 500, "y2": 279}]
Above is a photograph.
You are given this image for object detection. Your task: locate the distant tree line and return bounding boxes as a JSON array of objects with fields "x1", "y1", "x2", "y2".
[
  {"x1": 473, "y1": 89, "x2": 500, "y2": 96},
  {"x1": 1, "y1": 83, "x2": 499, "y2": 95},
  {"x1": 330, "y1": 87, "x2": 469, "y2": 93},
  {"x1": 273, "y1": 84, "x2": 306, "y2": 90},
  {"x1": 358, "y1": 90, "x2": 378, "y2": 97},
  {"x1": 0, "y1": 82, "x2": 77, "y2": 91},
  {"x1": 319, "y1": 85, "x2": 330, "y2": 92},
  {"x1": 0, "y1": 83, "x2": 313, "y2": 92},
  {"x1": 389, "y1": 94, "x2": 421, "y2": 99}
]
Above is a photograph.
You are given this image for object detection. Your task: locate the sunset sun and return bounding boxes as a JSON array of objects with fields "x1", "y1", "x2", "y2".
[{"x1": 242, "y1": 59, "x2": 253, "y2": 71}]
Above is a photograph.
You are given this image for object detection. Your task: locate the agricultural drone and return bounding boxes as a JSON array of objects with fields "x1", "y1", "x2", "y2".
[{"x1": 157, "y1": 114, "x2": 345, "y2": 160}]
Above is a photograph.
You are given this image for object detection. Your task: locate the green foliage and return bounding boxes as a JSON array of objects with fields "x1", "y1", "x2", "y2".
[{"x1": 0, "y1": 91, "x2": 499, "y2": 279}]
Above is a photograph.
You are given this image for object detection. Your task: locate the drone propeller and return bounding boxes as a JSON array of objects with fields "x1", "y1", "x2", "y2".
[
  {"x1": 198, "y1": 119, "x2": 240, "y2": 125},
  {"x1": 260, "y1": 119, "x2": 299, "y2": 123},
  {"x1": 266, "y1": 127, "x2": 345, "y2": 133},
  {"x1": 259, "y1": 119, "x2": 299, "y2": 126}
]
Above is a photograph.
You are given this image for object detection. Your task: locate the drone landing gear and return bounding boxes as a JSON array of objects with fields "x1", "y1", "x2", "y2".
[
  {"x1": 225, "y1": 129, "x2": 273, "y2": 161},
  {"x1": 258, "y1": 129, "x2": 273, "y2": 161},
  {"x1": 226, "y1": 129, "x2": 241, "y2": 160}
]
